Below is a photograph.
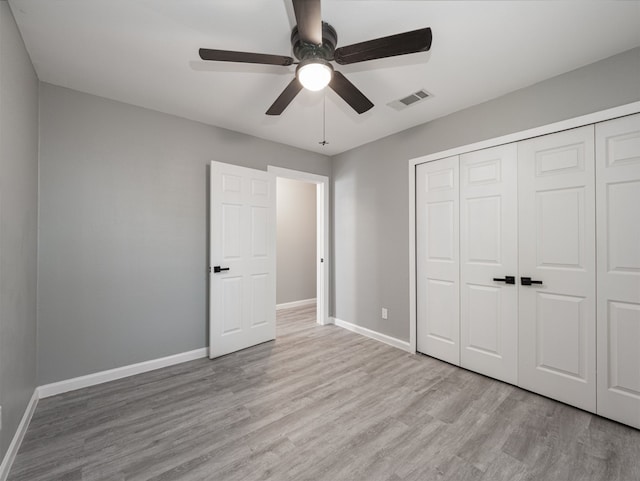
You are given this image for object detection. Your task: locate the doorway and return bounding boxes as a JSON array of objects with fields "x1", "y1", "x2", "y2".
[{"x1": 268, "y1": 166, "x2": 330, "y2": 326}]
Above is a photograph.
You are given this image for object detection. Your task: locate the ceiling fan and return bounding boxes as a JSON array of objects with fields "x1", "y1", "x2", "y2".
[{"x1": 198, "y1": 0, "x2": 432, "y2": 116}]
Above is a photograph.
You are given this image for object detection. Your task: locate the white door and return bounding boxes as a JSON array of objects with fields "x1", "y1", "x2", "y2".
[
  {"x1": 595, "y1": 113, "x2": 640, "y2": 429},
  {"x1": 416, "y1": 156, "x2": 460, "y2": 365},
  {"x1": 460, "y1": 144, "x2": 518, "y2": 384},
  {"x1": 517, "y1": 126, "x2": 596, "y2": 412},
  {"x1": 209, "y1": 161, "x2": 276, "y2": 358}
]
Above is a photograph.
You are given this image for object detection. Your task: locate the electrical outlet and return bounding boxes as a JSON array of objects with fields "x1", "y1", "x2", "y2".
[{"x1": 381, "y1": 308, "x2": 388, "y2": 320}]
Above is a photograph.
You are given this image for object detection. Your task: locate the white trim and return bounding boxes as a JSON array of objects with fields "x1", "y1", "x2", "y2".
[
  {"x1": 268, "y1": 166, "x2": 327, "y2": 184},
  {"x1": 276, "y1": 298, "x2": 317, "y2": 310},
  {"x1": 331, "y1": 317, "x2": 412, "y2": 353},
  {"x1": 408, "y1": 158, "x2": 417, "y2": 354},
  {"x1": 409, "y1": 102, "x2": 640, "y2": 169},
  {"x1": 38, "y1": 348, "x2": 208, "y2": 399},
  {"x1": 0, "y1": 390, "x2": 38, "y2": 481},
  {"x1": 268, "y1": 166, "x2": 330, "y2": 327},
  {"x1": 408, "y1": 101, "x2": 640, "y2": 355},
  {"x1": 317, "y1": 179, "x2": 330, "y2": 328}
]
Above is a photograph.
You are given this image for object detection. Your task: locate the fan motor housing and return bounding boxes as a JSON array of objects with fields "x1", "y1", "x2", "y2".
[{"x1": 291, "y1": 22, "x2": 337, "y2": 61}]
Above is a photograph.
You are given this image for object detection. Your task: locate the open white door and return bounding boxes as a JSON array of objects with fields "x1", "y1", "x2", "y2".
[{"x1": 209, "y1": 161, "x2": 276, "y2": 358}]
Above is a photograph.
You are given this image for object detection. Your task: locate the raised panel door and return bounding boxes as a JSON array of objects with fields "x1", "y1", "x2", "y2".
[
  {"x1": 460, "y1": 144, "x2": 518, "y2": 384},
  {"x1": 416, "y1": 156, "x2": 460, "y2": 365},
  {"x1": 210, "y1": 162, "x2": 276, "y2": 358},
  {"x1": 596, "y1": 113, "x2": 640, "y2": 428},
  {"x1": 518, "y1": 126, "x2": 596, "y2": 412}
]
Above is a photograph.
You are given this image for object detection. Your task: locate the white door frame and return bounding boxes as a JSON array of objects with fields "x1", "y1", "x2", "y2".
[
  {"x1": 408, "y1": 100, "x2": 640, "y2": 354},
  {"x1": 268, "y1": 166, "x2": 330, "y2": 326}
]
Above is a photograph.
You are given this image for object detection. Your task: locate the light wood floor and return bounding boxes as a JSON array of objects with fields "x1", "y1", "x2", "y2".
[{"x1": 10, "y1": 305, "x2": 640, "y2": 480}]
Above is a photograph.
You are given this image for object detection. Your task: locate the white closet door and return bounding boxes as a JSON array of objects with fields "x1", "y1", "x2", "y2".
[
  {"x1": 460, "y1": 144, "x2": 518, "y2": 384},
  {"x1": 518, "y1": 126, "x2": 596, "y2": 412},
  {"x1": 596, "y1": 113, "x2": 640, "y2": 429},
  {"x1": 416, "y1": 156, "x2": 460, "y2": 365}
]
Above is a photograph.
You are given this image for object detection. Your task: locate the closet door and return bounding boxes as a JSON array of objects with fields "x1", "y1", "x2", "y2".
[
  {"x1": 416, "y1": 156, "x2": 460, "y2": 365},
  {"x1": 460, "y1": 144, "x2": 518, "y2": 384},
  {"x1": 518, "y1": 126, "x2": 596, "y2": 412},
  {"x1": 596, "y1": 113, "x2": 640, "y2": 429}
]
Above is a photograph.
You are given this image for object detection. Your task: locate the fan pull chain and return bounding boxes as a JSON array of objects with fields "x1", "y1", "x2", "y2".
[{"x1": 319, "y1": 92, "x2": 329, "y2": 146}]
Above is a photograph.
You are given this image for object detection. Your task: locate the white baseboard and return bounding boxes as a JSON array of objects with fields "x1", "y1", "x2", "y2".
[
  {"x1": 330, "y1": 317, "x2": 412, "y2": 353},
  {"x1": 276, "y1": 298, "x2": 316, "y2": 310},
  {"x1": 0, "y1": 389, "x2": 38, "y2": 481},
  {"x1": 38, "y1": 348, "x2": 208, "y2": 399}
]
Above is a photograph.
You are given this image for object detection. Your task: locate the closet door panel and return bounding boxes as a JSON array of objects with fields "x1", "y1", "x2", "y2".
[
  {"x1": 416, "y1": 156, "x2": 460, "y2": 365},
  {"x1": 460, "y1": 144, "x2": 518, "y2": 384},
  {"x1": 596, "y1": 113, "x2": 640, "y2": 429},
  {"x1": 518, "y1": 126, "x2": 596, "y2": 412}
]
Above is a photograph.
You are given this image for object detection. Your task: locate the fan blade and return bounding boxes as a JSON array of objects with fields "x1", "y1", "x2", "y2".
[
  {"x1": 329, "y1": 71, "x2": 373, "y2": 114},
  {"x1": 199, "y1": 48, "x2": 293, "y2": 66},
  {"x1": 334, "y1": 27, "x2": 432, "y2": 65},
  {"x1": 292, "y1": 0, "x2": 322, "y2": 45},
  {"x1": 266, "y1": 78, "x2": 304, "y2": 115}
]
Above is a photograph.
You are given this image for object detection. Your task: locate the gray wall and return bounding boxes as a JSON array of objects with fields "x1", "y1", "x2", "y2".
[
  {"x1": 332, "y1": 47, "x2": 640, "y2": 342},
  {"x1": 0, "y1": 2, "x2": 39, "y2": 458},
  {"x1": 276, "y1": 178, "x2": 316, "y2": 305},
  {"x1": 37, "y1": 83, "x2": 331, "y2": 385}
]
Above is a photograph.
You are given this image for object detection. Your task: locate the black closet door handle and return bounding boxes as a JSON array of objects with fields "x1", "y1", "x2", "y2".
[
  {"x1": 213, "y1": 266, "x2": 230, "y2": 273},
  {"x1": 521, "y1": 276, "x2": 543, "y2": 286},
  {"x1": 492, "y1": 276, "x2": 515, "y2": 285}
]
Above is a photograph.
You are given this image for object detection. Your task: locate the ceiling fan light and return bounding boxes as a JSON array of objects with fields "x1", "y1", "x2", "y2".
[{"x1": 297, "y1": 61, "x2": 333, "y2": 91}]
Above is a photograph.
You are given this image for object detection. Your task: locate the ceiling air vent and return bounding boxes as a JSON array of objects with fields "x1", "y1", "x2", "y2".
[{"x1": 387, "y1": 89, "x2": 433, "y2": 111}]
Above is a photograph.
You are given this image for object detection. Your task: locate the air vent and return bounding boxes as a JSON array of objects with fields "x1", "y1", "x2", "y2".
[{"x1": 387, "y1": 89, "x2": 433, "y2": 111}]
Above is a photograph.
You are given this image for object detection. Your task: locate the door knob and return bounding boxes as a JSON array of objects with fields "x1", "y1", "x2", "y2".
[
  {"x1": 521, "y1": 277, "x2": 543, "y2": 286},
  {"x1": 492, "y1": 276, "x2": 515, "y2": 285},
  {"x1": 213, "y1": 266, "x2": 230, "y2": 273}
]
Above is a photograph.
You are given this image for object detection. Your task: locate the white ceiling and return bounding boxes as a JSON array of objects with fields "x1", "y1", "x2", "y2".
[{"x1": 9, "y1": 0, "x2": 640, "y2": 155}]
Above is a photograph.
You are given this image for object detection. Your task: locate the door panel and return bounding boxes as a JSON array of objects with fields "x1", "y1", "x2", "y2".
[
  {"x1": 425, "y1": 279, "x2": 457, "y2": 343},
  {"x1": 607, "y1": 302, "x2": 640, "y2": 394},
  {"x1": 222, "y1": 203, "x2": 242, "y2": 259},
  {"x1": 466, "y1": 284, "x2": 500, "y2": 355},
  {"x1": 607, "y1": 181, "x2": 640, "y2": 272},
  {"x1": 596, "y1": 113, "x2": 640, "y2": 428},
  {"x1": 518, "y1": 126, "x2": 596, "y2": 412},
  {"x1": 427, "y1": 201, "x2": 455, "y2": 260},
  {"x1": 536, "y1": 188, "x2": 585, "y2": 268},
  {"x1": 251, "y1": 274, "x2": 269, "y2": 327},
  {"x1": 460, "y1": 144, "x2": 518, "y2": 383},
  {"x1": 210, "y1": 161, "x2": 276, "y2": 358},
  {"x1": 222, "y1": 277, "x2": 243, "y2": 334},
  {"x1": 251, "y1": 206, "x2": 269, "y2": 256},
  {"x1": 416, "y1": 156, "x2": 460, "y2": 364},
  {"x1": 466, "y1": 196, "x2": 501, "y2": 263},
  {"x1": 536, "y1": 292, "x2": 586, "y2": 379}
]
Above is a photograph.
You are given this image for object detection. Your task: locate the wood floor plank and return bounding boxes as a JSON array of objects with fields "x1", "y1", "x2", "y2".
[{"x1": 9, "y1": 304, "x2": 640, "y2": 481}]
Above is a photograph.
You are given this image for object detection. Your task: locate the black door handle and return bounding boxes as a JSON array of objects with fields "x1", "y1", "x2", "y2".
[
  {"x1": 492, "y1": 276, "x2": 515, "y2": 285},
  {"x1": 213, "y1": 266, "x2": 230, "y2": 273},
  {"x1": 521, "y1": 277, "x2": 543, "y2": 286}
]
